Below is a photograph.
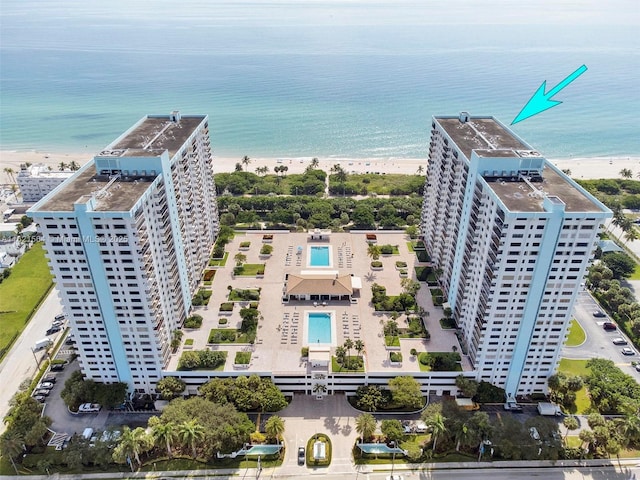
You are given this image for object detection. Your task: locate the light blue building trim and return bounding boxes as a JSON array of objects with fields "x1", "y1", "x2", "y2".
[
  {"x1": 504, "y1": 197, "x2": 565, "y2": 399},
  {"x1": 73, "y1": 199, "x2": 132, "y2": 386}
]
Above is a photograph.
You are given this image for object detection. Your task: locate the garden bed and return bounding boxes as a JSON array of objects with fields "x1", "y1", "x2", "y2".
[
  {"x1": 233, "y1": 264, "x2": 266, "y2": 276},
  {"x1": 228, "y1": 288, "x2": 261, "y2": 302},
  {"x1": 234, "y1": 351, "x2": 252, "y2": 366},
  {"x1": 209, "y1": 252, "x2": 229, "y2": 267},
  {"x1": 208, "y1": 328, "x2": 253, "y2": 344},
  {"x1": 306, "y1": 433, "x2": 332, "y2": 467}
]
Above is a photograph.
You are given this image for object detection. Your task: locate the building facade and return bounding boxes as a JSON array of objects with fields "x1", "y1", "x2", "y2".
[
  {"x1": 421, "y1": 113, "x2": 611, "y2": 398},
  {"x1": 29, "y1": 112, "x2": 218, "y2": 392},
  {"x1": 17, "y1": 164, "x2": 73, "y2": 202}
]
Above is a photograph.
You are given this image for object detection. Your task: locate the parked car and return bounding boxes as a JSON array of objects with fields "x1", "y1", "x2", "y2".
[
  {"x1": 529, "y1": 427, "x2": 540, "y2": 441},
  {"x1": 34, "y1": 395, "x2": 47, "y2": 403},
  {"x1": 42, "y1": 374, "x2": 57, "y2": 384},
  {"x1": 50, "y1": 363, "x2": 65, "y2": 372},
  {"x1": 593, "y1": 310, "x2": 606, "y2": 318},
  {"x1": 78, "y1": 403, "x2": 101, "y2": 413},
  {"x1": 38, "y1": 382, "x2": 54, "y2": 390},
  {"x1": 503, "y1": 402, "x2": 523, "y2": 412},
  {"x1": 54, "y1": 314, "x2": 66, "y2": 321},
  {"x1": 51, "y1": 318, "x2": 65, "y2": 327},
  {"x1": 603, "y1": 322, "x2": 617, "y2": 331},
  {"x1": 297, "y1": 447, "x2": 305, "y2": 465},
  {"x1": 45, "y1": 326, "x2": 61, "y2": 335},
  {"x1": 621, "y1": 347, "x2": 636, "y2": 356},
  {"x1": 635, "y1": 364, "x2": 640, "y2": 372},
  {"x1": 612, "y1": 337, "x2": 628, "y2": 345},
  {"x1": 33, "y1": 389, "x2": 50, "y2": 397}
]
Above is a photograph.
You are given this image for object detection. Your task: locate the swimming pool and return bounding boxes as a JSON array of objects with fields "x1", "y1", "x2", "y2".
[
  {"x1": 306, "y1": 312, "x2": 334, "y2": 345},
  {"x1": 308, "y1": 245, "x2": 331, "y2": 267}
]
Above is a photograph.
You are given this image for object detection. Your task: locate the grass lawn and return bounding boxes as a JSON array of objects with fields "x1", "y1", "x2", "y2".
[
  {"x1": 406, "y1": 242, "x2": 415, "y2": 252},
  {"x1": 630, "y1": 262, "x2": 640, "y2": 280},
  {"x1": 565, "y1": 319, "x2": 586, "y2": 347},
  {"x1": 385, "y1": 335, "x2": 400, "y2": 347},
  {"x1": 234, "y1": 263, "x2": 265, "y2": 276},
  {"x1": 0, "y1": 243, "x2": 53, "y2": 359},
  {"x1": 234, "y1": 351, "x2": 252, "y2": 364},
  {"x1": 209, "y1": 251, "x2": 229, "y2": 267},
  {"x1": 558, "y1": 358, "x2": 591, "y2": 414},
  {"x1": 228, "y1": 289, "x2": 260, "y2": 302},
  {"x1": 565, "y1": 436, "x2": 582, "y2": 448},
  {"x1": 332, "y1": 355, "x2": 365, "y2": 373}
]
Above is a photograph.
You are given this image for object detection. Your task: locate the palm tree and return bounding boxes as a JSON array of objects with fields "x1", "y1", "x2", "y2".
[
  {"x1": 425, "y1": 413, "x2": 447, "y2": 452},
  {"x1": 234, "y1": 252, "x2": 247, "y2": 266},
  {"x1": 620, "y1": 168, "x2": 633, "y2": 179},
  {"x1": 312, "y1": 383, "x2": 327, "y2": 394},
  {"x1": 151, "y1": 422, "x2": 176, "y2": 456},
  {"x1": 69, "y1": 161, "x2": 80, "y2": 171},
  {"x1": 241, "y1": 155, "x2": 251, "y2": 170},
  {"x1": 117, "y1": 426, "x2": 151, "y2": 467},
  {"x1": 615, "y1": 414, "x2": 640, "y2": 448},
  {"x1": 264, "y1": 415, "x2": 285, "y2": 444},
  {"x1": 454, "y1": 422, "x2": 471, "y2": 452},
  {"x1": 563, "y1": 416, "x2": 579, "y2": 441},
  {"x1": 355, "y1": 413, "x2": 377, "y2": 443},
  {"x1": 3, "y1": 167, "x2": 15, "y2": 183},
  {"x1": 58, "y1": 162, "x2": 68, "y2": 171},
  {"x1": 416, "y1": 165, "x2": 424, "y2": 175},
  {"x1": 0, "y1": 431, "x2": 24, "y2": 475},
  {"x1": 178, "y1": 419, "x2": 206, "y2": 459},
  {"x1": 624, "y1": 227, "x2": 639, "y2": 244},
  {"x1": 335, "y1": 346, "x2": 346, "y2": 364},
  {"x1": 310, "y1": 157, "x2": 319, "y2": 169},
  {"x1": 354, "y1": 339, "x2": 365, "y2": 359},
  {"x1": 255, "y1": 166, "x2": 269, "y2": 176},
  {"x1": 367, "y1": 243, "x2": 381, "y2": 260},
  {"x1": 344, "y1": 338, "x2": 354, "y2": 360},
  {"x1": 561, "y1": 168, "x2": 572, "y2": 176}
]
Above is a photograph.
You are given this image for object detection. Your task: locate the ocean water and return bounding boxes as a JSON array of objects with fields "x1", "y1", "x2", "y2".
[{"x1": 0, "y1": 0, "x2": 638, "y2": 159}]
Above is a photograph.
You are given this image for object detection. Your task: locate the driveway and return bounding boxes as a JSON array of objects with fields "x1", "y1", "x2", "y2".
[{"x1": 278, "y1": 393, "x2": 360, "y2": 475}]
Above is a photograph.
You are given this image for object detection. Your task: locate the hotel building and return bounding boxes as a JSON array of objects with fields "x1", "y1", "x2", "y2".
[
  {"x1": 29, "y1": 112, "x2": 218, "y2": 392},
  {"x1": 421, "y1": 113, "x2": 610, "y2": 398}
]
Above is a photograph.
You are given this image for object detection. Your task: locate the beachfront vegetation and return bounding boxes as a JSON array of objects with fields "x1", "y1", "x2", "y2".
[
  {"x1": 216, "y1": 195, "x2": 422, "y2": 230},
  {"x1": 156, "y1": 377, "x2": 186, "y2": 400}
]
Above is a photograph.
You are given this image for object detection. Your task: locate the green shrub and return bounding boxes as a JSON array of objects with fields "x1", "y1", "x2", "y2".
[
  {"x1": 240, "y1": 241, "x2": 251, "y2": 248},
  {"x1": 219, "y1": 302, "x2": 234, "y2": 312},
  {"x1": 410, "y1": 348, "x2": 417, "y2": 356},
  {"x1": 184, "y1": 338, "x2": 194, "y2": 346},
  {"x1": 234, "y1": 351, "x2": 251, "y2": 364},
  {"x1": 389, "y1": 352, "x2": 403, "y2": 363},
  {"x1": 301, "y1": 346, "x2": 309, "y2": 357},
  {"x1": 418, "y1": 352, "x2": 461, "y2": 371},
  {"x1": 218, "y1": 318, "x2": 228, "y2": 325},
  {"x1": 380, "y1": 244, "x2": 394, "y2": 255},
  {"x1": 177, "y1": 350, "x2": 226, "y2": 370},
  {"x1": 184, "y1": 314, "x2": 203, "y2": 329},
  {"x1": 260, "y1": 244, "x2": 273, "y2": 255},
  {"x1": 371, "y1": 261, "x2": 383, "y2": 268},
  {"x1": 395, "y1": 261, "x2": 407, "y2": 268}
]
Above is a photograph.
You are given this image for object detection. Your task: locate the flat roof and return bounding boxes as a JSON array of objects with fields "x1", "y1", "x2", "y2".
[
  {"x1": 31, "y1": 114, "x2": 207, "y2": 213},
  {"x1": 486, "y1": 165, "x2": 603, "y2": 213},
  {"x1": 33, "y1": 164, "x2": 154, "y2": 212},
  {"x1": 435, "y1": 117, "x2": 528, "y2": 159},
  {"x1": 110, "y1": 116, "x2": 206, "y2": 158}
]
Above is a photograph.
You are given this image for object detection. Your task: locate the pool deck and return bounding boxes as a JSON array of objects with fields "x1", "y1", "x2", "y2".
[{"x1": 166, "y1": 231, "x2": 464, "y2": 374}]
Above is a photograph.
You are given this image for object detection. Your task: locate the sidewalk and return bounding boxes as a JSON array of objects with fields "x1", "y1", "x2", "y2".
[{"x1": 8, "y1": 457, "x2": 640, "y2": 480}]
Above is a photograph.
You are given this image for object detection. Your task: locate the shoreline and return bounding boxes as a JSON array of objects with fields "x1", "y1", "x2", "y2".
[{"x1": 1, "y1": 149, "x2": 639, "y2": 184}]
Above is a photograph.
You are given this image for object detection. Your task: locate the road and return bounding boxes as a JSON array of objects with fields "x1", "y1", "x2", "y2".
[
  {"x1": 0, "y1": 286, "x2": 64, "y2": 433},
  {"x1": 563, "y1": 290, "x2": 640, "y2": 382}
]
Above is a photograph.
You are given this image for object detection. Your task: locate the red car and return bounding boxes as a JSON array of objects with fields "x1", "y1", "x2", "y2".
[{"x1": 603, "y1": 322, "x2": 617, "y2": 331}]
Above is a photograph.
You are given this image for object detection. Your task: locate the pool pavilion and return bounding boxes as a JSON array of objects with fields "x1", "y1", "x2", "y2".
[{"x1": 283, "y1": 271, "x2": 361, "y2": 302}]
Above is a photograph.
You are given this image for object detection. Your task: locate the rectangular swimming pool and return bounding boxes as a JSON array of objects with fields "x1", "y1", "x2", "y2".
[
  {"x1": 306, "y1": 312, "x2": 333, "y2": 345},
  {"x1": 308, "y1": 245, "x2": 331, "y2": 267}
]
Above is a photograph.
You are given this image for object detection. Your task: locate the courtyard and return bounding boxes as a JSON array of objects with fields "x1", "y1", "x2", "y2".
[{"x1": 166, "y1": 231, "x2": 464, "y2": 376}]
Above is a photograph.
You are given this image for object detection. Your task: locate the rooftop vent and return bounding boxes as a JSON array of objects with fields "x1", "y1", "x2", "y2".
[{"x1": 459, "y1": 111, "x2": 470, "y2": 124}]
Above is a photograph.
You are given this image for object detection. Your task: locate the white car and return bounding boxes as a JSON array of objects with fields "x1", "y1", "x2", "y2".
[
  {"x1": 38, "y1": 382, "x2": 54, "y2": 390},
  {"x1": 78, "y1": 403, "x2": 101, "y2": 413},
  {"x1": 529, "y1": 427, "x2": 540, "y2": 441}
]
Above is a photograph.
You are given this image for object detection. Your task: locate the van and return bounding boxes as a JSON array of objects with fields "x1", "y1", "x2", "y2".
[
  {"x1": 82, "y1": 428, "x2": 94, "y2": 440},
  {"x1": 34, "y1": 338, "x2": 53, "y2": 351}
]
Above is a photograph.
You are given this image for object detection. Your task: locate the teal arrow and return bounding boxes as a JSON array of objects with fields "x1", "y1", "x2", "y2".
[{"x1": 511, "y1": 64, "x2": 588, "y2": 125}]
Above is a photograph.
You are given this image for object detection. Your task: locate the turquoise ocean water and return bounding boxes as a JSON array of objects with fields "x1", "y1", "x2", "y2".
[{"x1": 0, "y1": 0, "x2": 638, "y2": 159}]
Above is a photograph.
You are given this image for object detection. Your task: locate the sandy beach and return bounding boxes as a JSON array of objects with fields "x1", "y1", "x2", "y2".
[{"x1": 1, "y1": 149, "x2": 639, "y2": 185}]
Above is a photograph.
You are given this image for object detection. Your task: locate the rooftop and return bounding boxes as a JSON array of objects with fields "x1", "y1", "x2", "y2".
[
  {"x1": 33, "y1": 164, "x2": 154, "y2": 212},
  {"x1": 436, "y1": 117, "x2": 528, "y2": 159},
  {"x1": 109, "y1": 115, "x2": 206, "y2": 158},
  {"x1": 31, "y1": 114, "x2": 207, "y2": 213},
  {"x1": 486, "y1": 165, "x2": 603, "y2": 213}
]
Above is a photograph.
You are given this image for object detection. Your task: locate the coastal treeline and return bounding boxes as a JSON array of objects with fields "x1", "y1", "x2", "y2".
[{"x1": 216, "y1": 195, "x2": 422, "y2": 230}]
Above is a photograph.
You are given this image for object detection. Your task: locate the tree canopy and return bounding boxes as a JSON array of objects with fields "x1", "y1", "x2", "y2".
[{"x1": 199, "y1": 375, "x2": 288, "y2": 412}]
